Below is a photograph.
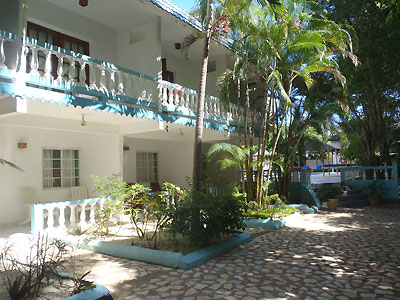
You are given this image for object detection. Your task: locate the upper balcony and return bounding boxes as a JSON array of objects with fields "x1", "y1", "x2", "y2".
[
  {"x1": 0, "y1": 30, "x2": 250, "y2": 133},
  {"x1": 0, "y1": 0, "x2": 262, "y2": 135}
]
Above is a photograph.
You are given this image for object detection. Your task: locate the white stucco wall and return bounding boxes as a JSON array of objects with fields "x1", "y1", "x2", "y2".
[
  {"x1": 28, "y1": 0, "x2": 117, "y2": 64},
  {"x1": 0, "y1": 125, "x2": 121, "y2": 225},
  {"x1": 163, "y1": 52, "x2": 229, "y2": 98},
  {"x1": 123, "y1": 137, "x2": 193, "y2": 188},
  {"x1": 116, "y1": 16, "x2": 162, "y2": 78}
]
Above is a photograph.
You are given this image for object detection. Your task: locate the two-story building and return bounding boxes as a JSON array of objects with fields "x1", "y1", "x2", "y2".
[{"x1": 0, "y1": 0, "x2": 253, "y2": 225}]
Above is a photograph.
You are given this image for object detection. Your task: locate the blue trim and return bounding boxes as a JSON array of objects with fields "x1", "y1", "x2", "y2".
[
  {"x1": 0, "y1": 30, "x2": 17, "y2": 40},
  {"x1": 146, "y1": 0, "x2": 202, "y2": 31},
  {"x1": 59, "y1": 231, "x2": 250, "y2": 270},
  {"x1": 64, "y1": 285, "x2": 111, "y2": 300},
  {"x1": 55, "y1": 271, "x2": 112, "y2": 300},
  {"x1": 244, "y1": 218, "x2": 286, "y2": 230},
  {"x1": 0, "y1": 29, "x2": 246, "y2": 133},
  {"x1": 0, "y1": 76, "x2": 235, "y2": 133},
  {"x1": 179, "y1": 232, "x2": 250, "y2": 270}
]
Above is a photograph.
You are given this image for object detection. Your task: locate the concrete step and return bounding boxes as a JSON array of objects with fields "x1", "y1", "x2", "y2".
[{"x1": 338, "y1": 194, "x2": 370, "y2": 208}]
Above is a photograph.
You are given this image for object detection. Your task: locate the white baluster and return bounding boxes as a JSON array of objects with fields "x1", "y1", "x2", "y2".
[
  {"x1": 69, "y1": 205, "x2": 76, "y2": 227},
  {"x1": 47, "y1": 207, "x2": 54, "y2": 230},
  {"x1": 68, "y1": 58, "x2": 76, "y2": 83},
  {"x1": 99, "y1": 67, "x2": 107, "y2": 91},
  {"x1": 79, "y1": 203, "x2": 87, "y2": 227},
  {"x1": 117, "y1": 71, "x2": 125, "y2": 95},
  {"x1": 184, "y1": 93, "x2": 189, "y2": 108},
  {"x1": 0, "y1": 39, "x2": 5, "y2": 69},
  {"x1": 205, "y1": 100, "x2": 209, "y2": 115},
  {"x1": 362, "y1": 170, "x2": 366, "y2": 180},
  {"x1": 29, "y1": 46, "x2": 39, "y2": 77},
  {"x1": 58, "y1": 205, "x2": 66, "y2": 230},
  {"x1": 385, "y1": 169, "x2": 389, "y2": 180},
  {"x1": 168, "y1": 86, "x2": 173, "y2": 105},
  {"x1": 79, "y1": 61, "x2": 87, "y2": 87},
  {"x1": 373, "y1": 170, "x2": 377, "y2": 180},
  {"x1": 44, "y1": 50, "x2": 53, "y2": 81},
  {"x1": 162, "y1": 86, "x2": 168, "y2": 105},
  {"x1": 89, "y1": 62, "x2": 97, "y2": 89},
  {"x1": 89, "y1": 203, "x2": 96, "y2": 225},
  {"x1": 109, "y1": 70, "x2": 116, "y2": 93},
  {"x1": 56, "y1": 54, "x2": 64, "y2": 84},
  {"x1": 18, "y1": 45, "x2": 28, "y2": 74},
  {"x1": 174, "y1": 89, "x2": 180, "y2": 106}
]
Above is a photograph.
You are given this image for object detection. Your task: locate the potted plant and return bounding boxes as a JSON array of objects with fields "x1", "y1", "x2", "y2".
[
  {"x1": 367, "y1": 181, "x2": 389, "y2": 207},
  {"x1": 320, "y1": 186, "x2": 342, "y2": 211}
]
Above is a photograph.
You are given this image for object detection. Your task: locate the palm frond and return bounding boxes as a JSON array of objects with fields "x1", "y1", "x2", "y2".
[
  {"x1": 0, "y1": 159, "x2": 22, "y2": 171},
  {"x1": 181, "y1": 31, "x2": 205, "y2": 58}
]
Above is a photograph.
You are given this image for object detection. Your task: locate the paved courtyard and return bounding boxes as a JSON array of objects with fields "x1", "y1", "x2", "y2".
[{"x1": 2, "y1": 206, "x2": 400, "y2": 299}]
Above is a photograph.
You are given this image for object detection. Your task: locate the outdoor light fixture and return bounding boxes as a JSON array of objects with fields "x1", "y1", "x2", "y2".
[
  {"x1": 81, "y1": 114, "x2": 87, "y2": 126},
  {"x1": 79, "y1": 0, "x2": 88, "y2": 7}
]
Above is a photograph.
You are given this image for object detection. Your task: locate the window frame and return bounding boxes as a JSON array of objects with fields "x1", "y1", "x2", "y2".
[
  {"x1": 26, "y1": 22, "x2": 90, "y2": 81},
  {"x1": 42, "y1": 148, "x2": 80, "y2": 189},
  {"x1": 136, "y1": 151, "x2": 159, "y2": 183}
]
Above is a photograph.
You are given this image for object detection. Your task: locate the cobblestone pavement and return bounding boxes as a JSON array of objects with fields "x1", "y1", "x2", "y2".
[{"x1": 2, "y1": 206, "x2": 400, "y2": 299}]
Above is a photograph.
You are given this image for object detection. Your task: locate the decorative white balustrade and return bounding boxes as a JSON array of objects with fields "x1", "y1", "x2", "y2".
[
  {"x1": 341, "y1": 167, "x2": 393, "y2": 181},
  {"x1": 31, "y1": 198, "x2": 105, "y2": 234},
  {"x1": 340, "y1": 166, "x2": 399, "y2": 199},
  {"x1": 0, "y1": 30, "x2": 259, "y2": 129}
]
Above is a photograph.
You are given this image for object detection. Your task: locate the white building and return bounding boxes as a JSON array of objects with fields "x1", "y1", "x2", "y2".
[{"x1": 0, "y1": 0, "x2": 252, "y2": 225}]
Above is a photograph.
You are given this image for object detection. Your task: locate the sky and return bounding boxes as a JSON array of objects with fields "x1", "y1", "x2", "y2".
[{"x1": 169, "y1": 0, "x2": 197, "y2": 11}]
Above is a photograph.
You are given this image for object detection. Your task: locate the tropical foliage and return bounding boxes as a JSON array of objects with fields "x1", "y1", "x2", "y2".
[{"x1": 209, "y1": 0, "x2": 357, "y2": 204}]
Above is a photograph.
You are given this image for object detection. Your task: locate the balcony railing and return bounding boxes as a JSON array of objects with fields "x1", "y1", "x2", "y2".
[{"x1": 0, "y1": 30, "x2": 253, "y2": 131}]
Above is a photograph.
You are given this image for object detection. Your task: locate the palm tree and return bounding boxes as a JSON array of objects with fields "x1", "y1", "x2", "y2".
[
  {"x1": 192, "y1": 0, "x2": 281, "y2": 193},
  {"x1": 214, "y1": 0, "x2": 357, "y2": 203}
]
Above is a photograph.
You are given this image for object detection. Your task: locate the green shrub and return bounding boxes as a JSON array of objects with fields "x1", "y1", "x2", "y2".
[
  {"x1": 244, "y1": 193, "x2": 296, "y2": 220},
  {"x1": 167, "y1": 189, "x2": 245, "y2": 246},
  {"x1": 244, "y1": 206, "x2": 297, "y2": 220}
]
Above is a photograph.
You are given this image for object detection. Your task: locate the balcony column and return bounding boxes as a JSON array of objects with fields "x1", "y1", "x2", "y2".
[{"x1": 16, "y1": 0, "x2": 28, "y2": 72}]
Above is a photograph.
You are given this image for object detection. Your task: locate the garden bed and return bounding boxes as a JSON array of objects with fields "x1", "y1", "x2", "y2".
[
  {"x1": 57, "y1": 229, "x2": 250, "y2": 270},
  {"x1": 244, "y1": 204, "x2": 317, "y2": 230}
]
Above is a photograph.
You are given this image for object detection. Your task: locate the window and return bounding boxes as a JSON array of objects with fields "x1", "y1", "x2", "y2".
[
  {"x1": 136, "y1": 152, "x2": 158, "y2": 182},
  {"x1": 43, "y1": 149, "x2": 79, "y2": 188},
  {"x1": 27, "y1": 22, "x2": 89, "y2": 81}
]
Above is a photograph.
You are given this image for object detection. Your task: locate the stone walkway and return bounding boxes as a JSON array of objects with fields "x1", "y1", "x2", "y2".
[{"x1": 2, "y1": 206, "x2": 400, "y2": 299}]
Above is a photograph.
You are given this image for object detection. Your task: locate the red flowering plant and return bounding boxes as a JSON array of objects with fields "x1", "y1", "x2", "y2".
[{"x1": 212, "y1": 14, "x2": 231, "y2": 36}]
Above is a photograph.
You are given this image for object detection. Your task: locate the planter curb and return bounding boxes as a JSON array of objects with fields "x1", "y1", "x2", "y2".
[{"x1": 58, "y1": 232, "x2": 250, "y2": 270}]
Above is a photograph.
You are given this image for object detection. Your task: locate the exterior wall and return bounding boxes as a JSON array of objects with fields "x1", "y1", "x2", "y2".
[
  {"x1": 117, "y1": 16, "x2": 162, "y2": 78},
  {"x1": 0, "y1": 125, "x2": 121, "y2": 225},
  {"x1": 162, "y1": 52, "x2": 229, "y2": 98},
  {"x1": 0, "y1": 0, "x2": 20, "y2": 34},
  {"x1": 123, "y1": 137, "x2": 193, "y2": 188},
  {"x1": 28, "y1": 0, "x2": 117, "y2": 64}
]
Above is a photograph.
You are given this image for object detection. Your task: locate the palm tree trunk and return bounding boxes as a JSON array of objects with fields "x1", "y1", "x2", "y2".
[{"x1": 192, "y1": 2, "x2": 213, "y2": 192}]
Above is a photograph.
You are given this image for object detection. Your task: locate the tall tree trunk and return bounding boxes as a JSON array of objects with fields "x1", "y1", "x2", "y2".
[{"x1": 192, "y1": 3, "x2": 213, "y2": 192}]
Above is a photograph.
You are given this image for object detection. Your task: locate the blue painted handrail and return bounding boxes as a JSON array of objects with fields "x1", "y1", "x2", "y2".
[{"x1": 340, "y1": 165, "x2": 398, "y2": 199}]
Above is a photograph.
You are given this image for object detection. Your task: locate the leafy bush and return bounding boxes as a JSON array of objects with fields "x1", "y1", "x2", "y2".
[
  {"x1": 318, "y1": 186, "x2": 342, "y2": 202},
  {"x1": 244, "y1": 206, "x2": 298, "y2": 220},
  {"x1": 244, "y1": 193, "x2": 297, "y2": 220},
  {"x1": 0, "y1": 234, "x2": 69, "y2": 300},
  {"x1": 167, "y1": 188, "x2": 245, "y2": 246},
  {"x1": 91, "y1": 174, "x2": 131, "y2": 234}
]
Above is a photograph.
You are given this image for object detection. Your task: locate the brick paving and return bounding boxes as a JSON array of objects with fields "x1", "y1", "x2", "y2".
[{"x1": 2, "y1": 206, "x2": 400, "y2": 299}]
